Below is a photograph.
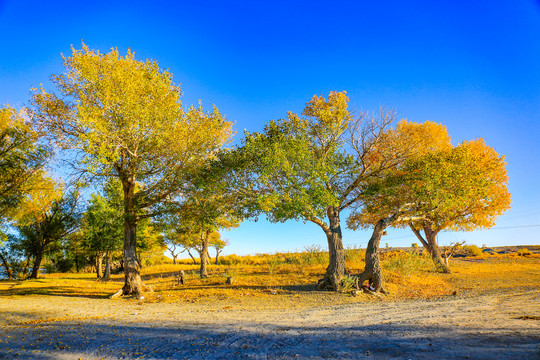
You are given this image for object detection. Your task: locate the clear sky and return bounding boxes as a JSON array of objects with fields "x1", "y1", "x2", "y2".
[{"x1": 1, "y1": 0, "x2": 539, "y2": 255}]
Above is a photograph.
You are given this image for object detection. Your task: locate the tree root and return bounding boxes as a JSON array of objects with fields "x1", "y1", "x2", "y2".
[{"x1": 109, "y1": 289, "x2": 123, "y2": 299}]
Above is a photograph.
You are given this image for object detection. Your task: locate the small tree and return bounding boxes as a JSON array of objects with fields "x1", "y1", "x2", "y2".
[
  {"x1": 33, "y1": 44, "x2": 233, "y2": 295},
  {"x1": 213, "y1": 236, "x2": 229, "y2": 264}
]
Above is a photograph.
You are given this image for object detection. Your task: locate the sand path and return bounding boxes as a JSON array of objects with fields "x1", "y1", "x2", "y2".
[{"x1": 0, "y1": 289, "x2": 538, "y2": 359}]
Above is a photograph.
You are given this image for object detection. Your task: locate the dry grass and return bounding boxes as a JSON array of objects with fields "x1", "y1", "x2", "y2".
[{"x1": 0, "y1": 252, "x2": 538, "y2": 309}]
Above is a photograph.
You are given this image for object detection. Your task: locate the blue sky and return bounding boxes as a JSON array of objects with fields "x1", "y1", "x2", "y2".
[{"x1": 1, "y1": 0, "x2": 539, "y2": 255}]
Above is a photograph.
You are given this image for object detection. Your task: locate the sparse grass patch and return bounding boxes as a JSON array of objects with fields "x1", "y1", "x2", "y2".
[{"x1": 0, "y1": 251, "x2": 537, "y2": 307}]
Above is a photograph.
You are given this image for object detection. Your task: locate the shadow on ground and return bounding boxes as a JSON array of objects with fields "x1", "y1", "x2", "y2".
[{"x1": 0, "y1": 317, "x2": 538, "y2": 360}]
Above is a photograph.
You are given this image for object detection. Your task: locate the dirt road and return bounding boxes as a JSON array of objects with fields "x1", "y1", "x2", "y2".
[{"x1": 0, "y1": 289, "x2": 538, "y2": 359}]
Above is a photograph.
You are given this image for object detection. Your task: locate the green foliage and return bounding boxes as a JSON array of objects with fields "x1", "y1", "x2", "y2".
[
  {"x1": 339, "y1": 275, "x2": 358, "y2": 291},
  {"x1": 81, "y1": 182, "x2": 123, "y2": 255}
]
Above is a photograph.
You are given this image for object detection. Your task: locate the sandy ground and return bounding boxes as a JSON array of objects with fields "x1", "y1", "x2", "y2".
[{"x1": 0, "y1": 288, "x2": 539, "y2": 359}]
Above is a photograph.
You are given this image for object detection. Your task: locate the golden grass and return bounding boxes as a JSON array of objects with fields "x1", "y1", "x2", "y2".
[{"x1": 0, "y1": 254, "x2": 538, "y2": 308}]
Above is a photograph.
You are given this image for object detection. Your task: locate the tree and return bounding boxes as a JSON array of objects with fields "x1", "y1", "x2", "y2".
[
  {"x1": 32, "y1": 44, "x2": 233, "y2": 295},
  {"x1": 14, "y1": 182, "x2": 81, "y2": 279},
  {"x1": 231, "y1": 92, "x2": 428, "y2": 290},
  {"x1": 213, "y1": 236, "x2": 229, "y2": 264},
  {"x1": 0, "y1": 106, "x2": 49, "y2": 221},
  {"x1": 81, "y1": 184, "x2": 123, "y2": 279},
  {"x1": 350, "y1": 134, "x2": 510, "y2": 279},
  {"x1": 163, "y1": 232, "x2": 184, "y2": 265},
  {"x1": 406, "y1": 139, "x2": 511, "y2": 272},
  {"x1": 347, "y1": 120, "x2": 453, "y2": 290}
]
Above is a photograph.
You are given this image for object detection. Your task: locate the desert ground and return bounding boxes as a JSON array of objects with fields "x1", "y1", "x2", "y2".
[{"x1": 0, "y1": 256, "x2": 539, "y2": 359}]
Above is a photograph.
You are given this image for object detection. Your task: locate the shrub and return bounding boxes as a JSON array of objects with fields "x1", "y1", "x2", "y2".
[
  {"x1": 517, "y1": 248, "x2": 532, "y2": 256},
  {"x1": 220, "y1": 254, "x2": 243, "y2": 266},
  {"x1": 462, "y1": 245, "x2": 483, "y2": 257},
  {"x1": 302, "y1": 245, "x2": 327, "y2": 265},
  {"x1": 383, "y1": 250, "x2": 430, "y2": 280},
  {"x1": 344, "y1": 246, "x2": 365, "y2": 264},
  {"x1": 340, "y1": 274, "x2": 358, "y2": 292}
]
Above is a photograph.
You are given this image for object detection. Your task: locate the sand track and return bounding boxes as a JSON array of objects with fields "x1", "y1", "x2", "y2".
[{"x1": 0, "y1": 289, "x2": 538, "y2": 359}]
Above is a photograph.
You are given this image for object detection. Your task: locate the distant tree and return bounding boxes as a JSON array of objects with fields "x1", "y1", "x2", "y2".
[
  {"x1": 229, "y1": 92, "x2": 434, "y2": 290},
  {"x1": 32, "y1": 44, "x2": 233, "y2": 295},
  {"x1": 163, "y1": 233, "x2": 184, "y2": 265},
  {"x1": 213, "y1": 236, "x2": 229, "y2": 264},
  {"x1": 81, "y1": 183, "x2": 123, "y2": 279}
]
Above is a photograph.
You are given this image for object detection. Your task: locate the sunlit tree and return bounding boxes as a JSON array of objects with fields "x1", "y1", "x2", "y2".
[
  {"x1": 230, "y1": 92, "x2": 434, "y2": 290},
  {"x1": 32, "y1": 44, "x2": 233, "y2": 295}
]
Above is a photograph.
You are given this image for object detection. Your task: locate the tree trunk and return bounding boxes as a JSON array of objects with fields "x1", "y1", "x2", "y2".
[
  {"x1": 30, "y1": 250, "x2": 44, "y2": 279},
  {"x1": 356, "y1": 218, "x2": 392, "y2": 293},
  {"x1": 410, "y1": 223, "x2": 450, "y2": 273},
  {"x1": 23, "y1": 258, "x2": 30, "y2": 278},
  {"x1": 0, "y1": 251, "x2": 13, "y2": 279},
  {"x1": 423, "y1": 225, "x2": 450, "y2": 273},
  {"x1": 199, "y1": 231, "x2": 210, "y2": 278},
  {"x1": 96, "y1": 253, "x2": 103, "y2": 278},
  {"x1": 121, "y1": 177, "x2": 143, "y2": 296},
  {"x1": 187, "y1": 249, "x2": 197, "y2": 264},
  {"x1": 215, "y1": 249, "x2": 221, "y2": 265},
  {"x1": 172, "y1": 255, "x2": 177, "y2": 265},
  {"x1": 318, "y1": 207, "x2": 345, "y2": 291},
  {"x1": 103, "y1": 252, "x2": 112, "y2": 280}
]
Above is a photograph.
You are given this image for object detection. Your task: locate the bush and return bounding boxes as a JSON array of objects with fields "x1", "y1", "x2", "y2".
[
  {"x1": 517, "y1": 248, "x2": 532, "y2": 256},
  {"x1": 55, "y1": 257, "x2": 75, "y2": 273},
  {"x1": 340, "y1": 275, "x2": 358, "y2": 291},
  {"x1": 462, "y1": 245, "x2": 483, "y2": 257},
  {"x1": 344, "y1": 246, "x2": 365, "y2": 264},
  {"x1": 302, "y1": 245, "x2": 327, "y2": 265},
  {"x1": 220, "y1": 254, "x2": 243, "y2": 266},
  {"x1": 383, "y1": 250, "x2": 430, "y2": 279}
]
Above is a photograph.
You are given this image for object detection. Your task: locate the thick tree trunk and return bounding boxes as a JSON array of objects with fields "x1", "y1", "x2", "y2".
[
  {"x1": 199, "y1": 231, "x2": 210, "y2": 278},
  {"x1": 0, "y1": 251, "x2": 13, "y2": 279},
  {"x1": 96, "y1": 253, "x2": 103, "y2": 278},
  {"x1": 318, "y1": 207, "x2": 345, "y2": 291},
  {"x1": 423, "y1": 225, "x2": 450, "y2": 273},
  {"x1": 103, "y1": 252, "x2": 112, "y2": 280},
  {"x1": 409, "y1": 223, "x2": 450, "y2": 273},
  {"x1": 356, "y1": 218, "x2": 391, "y2": 293},
  {"x1": 121, "y1": 177, "x2": 143, "y2": 296},
  {"x1": 172, "y1": 255, "x2": 177, "y2": 265},
  {"x1": 30, "y1": 251, "x2": 44, "y2": 279}
]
